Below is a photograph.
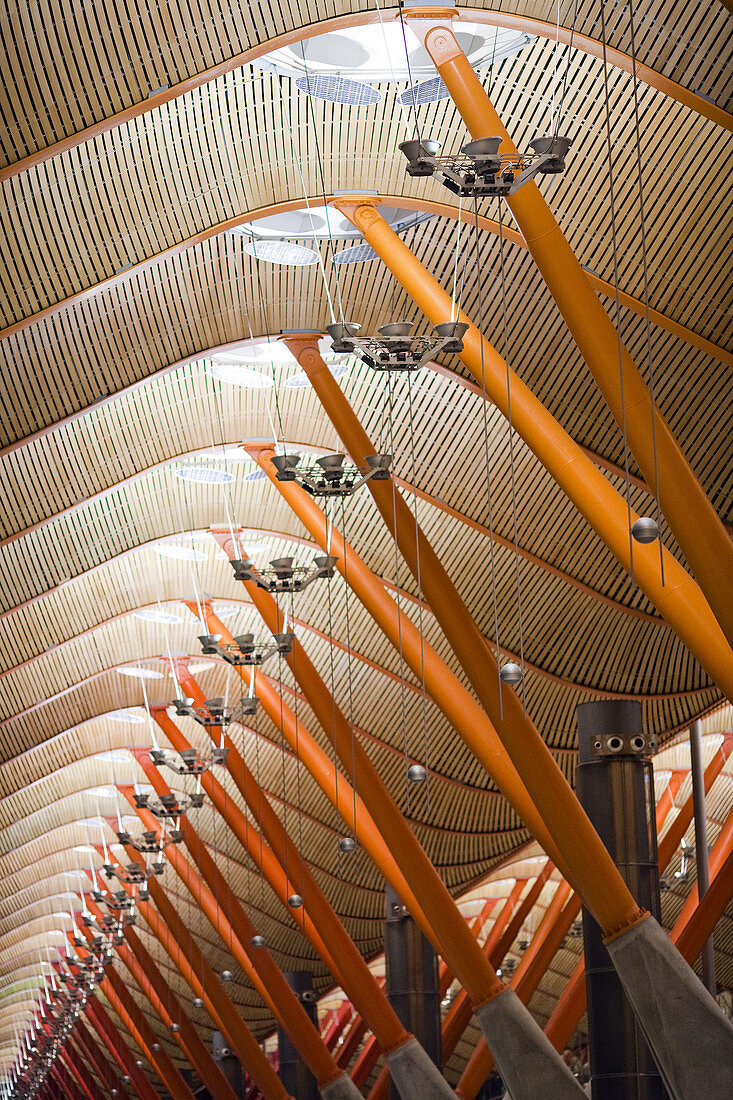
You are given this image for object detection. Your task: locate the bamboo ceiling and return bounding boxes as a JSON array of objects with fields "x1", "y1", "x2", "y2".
[{"x1": 0, "y1": 0, "x2": 731, "y2": 1093}]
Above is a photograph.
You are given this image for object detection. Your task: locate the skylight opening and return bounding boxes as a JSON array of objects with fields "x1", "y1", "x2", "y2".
[{"x1": 175, "y1": 465, "x2": 236, "y2": 485}]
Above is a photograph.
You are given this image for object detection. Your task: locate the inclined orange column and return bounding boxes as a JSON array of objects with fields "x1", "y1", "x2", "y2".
[
  {"x1": 405, "y1": 10, "x2": 733, "y2": 650},
  {"x1": 68, "y1": 930, "x2": 195, "y2": 1100},
  {"x1": 74, "y1": 1019, "x2": 126, "y2": 1098},
  {"x1": 127, "y1": 765, "x2": 355, "y2": 1090},
  {"x1": 655, "y1": 770, "x2": 688, "y2": 833},
  {"x1": 147, "y1": 702, "x2": 412, "y2": 1058},
  {"x1": 671, "y1": 800, "x2": 733, "y2": 938},
  {"x1": 91, "y1": 848, "x2": 292, "y2": 1100},
  {"x1": 329, "y1": 202, "x2": 733, "y2": 706},
  {"x1": 246, "y1": 442, "x2": 641, "y2": 934},
  {"x1": 60, "y1": 1047, "x2": 103, "y2": 1100},
  {"x1": 86, "y1": 999, "x2": 160, "y2": 1100},
  {"x1": 182, "y1": 597, "x2": 423, "y2": 925},
  {"x1": 657, "y1": 733, "x2": 733, "y2": 869},
  {"x1": 57, "y1": 1054, "x2": 98, "y2": 1100},
  {"x1": 456, "y1": 883, "x2": 579, "y2": 1099},
  {"x1": 83, "y1": 899, "x2": 241, "y2": 1100},
  {"x1": 202, "y1": 524, "x2": 507, "y2": 1009}
]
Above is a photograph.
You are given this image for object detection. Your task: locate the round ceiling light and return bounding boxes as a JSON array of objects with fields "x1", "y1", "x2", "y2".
[
  {"x1": 88, "y1": 787, "x2": 117, "y2": 799},
  {"x1": 243, "y1": 469, "x2": 267, "y2": 482},
  {"x1": 294, "y1": 73, "x2": 381, "y2": 105},
  {"x1": 257, "y1": 24, "x2": 534, "y2": 84},
  {"x1": 332, "y1": 241, "x2": 378, "y2": 264},
  {"x1": 208, "y1": 361, "x2": 275, "y2": 388},
  {"x1": 153, "y1": 543, "x2": 208, "y2": 562},
  {"x1": 73, "y1": 845, "x2": 97, "y2": 854},
  {"x1": 399, "y1": 75, "x2": 452, "y2": 107},
  {"x1": 235, "y1": 206, "x2": 430, "y2": 243},
  {"x1": 175, "y1": 465, "x2": 236, "y2": 485},
  {"x1": 284, "y1": 362, "x2": 350, "y2": 389},
  {"x1": 243, "y1": 239, "x2": 320, "y2": 266},
  {"x1": 118, "y1": 666, "x2": 165, "y2": 680},
  {"x1": 134, "y1": 608, "x2": 183, "y2": 624}
]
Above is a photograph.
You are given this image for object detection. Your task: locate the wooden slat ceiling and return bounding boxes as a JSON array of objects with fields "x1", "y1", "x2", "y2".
[{"x1": 0, "y1": 0, "x2": 731, "y2": 1090}]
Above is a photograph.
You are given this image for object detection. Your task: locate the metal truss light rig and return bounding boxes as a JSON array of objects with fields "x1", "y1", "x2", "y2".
[
  {"x1": 273, "y1": 450, "x2": 393, "y2": 493},
  {"x1": 327, "y1": 320, "x2": 468, "y2": 370},
  {"x1": 229, "y1": 553, "x2": 339, "y2": 592},
  {"x1": 398, "y1": 134, "x2": 571, "y2": 196},
  {"x1": 197, "y1": 630, "x2": 295, "y2": 665},
  {"x1": 150, "y1": 742, "x2": 228, "y2": 774},
  {"x1": 132, "y1": 789, "x2": 204, "y2": 819}
]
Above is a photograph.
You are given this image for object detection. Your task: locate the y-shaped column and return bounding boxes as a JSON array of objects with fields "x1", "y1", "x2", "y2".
[{"x1": 405, "y1": 9, "x2": 733, "y2": 649}]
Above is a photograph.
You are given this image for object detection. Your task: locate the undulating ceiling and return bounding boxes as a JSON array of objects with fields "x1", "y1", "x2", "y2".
[{"x1": 1, "y1": 1, "x2": 731, "y2": 1095}]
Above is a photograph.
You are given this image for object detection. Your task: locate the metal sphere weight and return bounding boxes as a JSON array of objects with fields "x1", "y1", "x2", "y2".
[
  {"x1": 150, "y1": 1043, "x2": 161, "y2": 1053},
  {"x1": 631, "y1": 516, "x2": 660, "y2": 544},
  {"x1": 251, "y1": 934, "x2": 266, "y2": 948},
  {"x1": 169, "y1": 1023, "x2": 180, "y2": 1034},
  {"x1": 220, "y1": 970, "x2": 234, "y2": 982},
  {"x1": 338, "y1": 836, "x2": 357, "y2": 853},
  {"x1": 192, "y1": 997, "x2": 204, "y2": 1009},
  {"x1": 134, "y1": 1060, "x2": 144, "y2": 1069},
  {"x1": 499, "y1": 662, "x2": 523, "y2": 685},
  {"x1": 407, "y1": 764, "x2": 427, "y2": 783},
  {"x1": 287, "y1": 894, "x2": 303, "y2": 908}
]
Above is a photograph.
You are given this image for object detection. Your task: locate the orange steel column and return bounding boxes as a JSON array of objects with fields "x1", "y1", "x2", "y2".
[
  {"x1": 181, "y1": 598, "x2": 423, "y2": 925},
  {"x1": 84, "y1": 901, "x2": 241, "y2": 1100},
  {"x1": 671, "y1": 801, "x2": 733, "y2": 939},
  {"x1": 657, "y1": 733, "x2": 733, "y2": 870},
  {"x1": 456, "y1": 883, "x2": 579, "y2": 1099},
  {"x1": 126, "y1": 765, "x2": 359, "y2": 1092},
  {"x1": 544, "y1": 958, "x2": 587, "y2": 1054},
  {"x1": 73, "y1": 1018, "x2": 126, "y2": 1098},
  {"x1": 247, "y1": 441, "x2": 638, "y2": 934},
  {"x1": 655, "y1": 770, "x2": 688, "y2": 833},
  {"x1": 86, "y1": 998, "x2": 160, "y2": 1100},
  {"x1": 405, "y1": 11, "x2": 733, "y2": 650},
  {"x1": 69, "y1": 930, "x2": 195, "y2": 1100},
  {"x1": 60, "y1": 1047, "x2": 103, "y2": 1100},
  {"x1": 328, "y1": 203, "x2": 733, "y2": 705},
  {"x1": 675, "y1": 848, "x2": 733, "y2": 964},
  {"x1": 147, "y1": 705, "x2": 414, "y2": 1058}
]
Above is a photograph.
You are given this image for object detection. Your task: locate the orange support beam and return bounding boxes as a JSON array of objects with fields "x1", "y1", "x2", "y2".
[
  {"x1": 59, "y1": 1047, "x2": 103, "y2": 1100},
  {"x1": 124, "y1": 766, "x2": 356, "y2": 1093},
  {"x1": 147, "y1": 701, "x2": 412, "y2": 1060},
  {"x1": 54, "y1": 1059, "x2": 92, "y2": 1100},
  {"x1": 74, "y1": 1018, "x2": 126, "y2": 1096},
  {"x1": 86, "y1": 998, "x2": 160, "y2": 1100},
  {"x1": 84, "y1": 899, "x2": 240, "y2": 1100},
  {"x1": 672, "y1": 801, "x2": 733, "y2": 941},
  {"x1": 405, "y1": 11, "x2": 733, "y2": 650},
  {"x1": 456, "y1": 883, "x2": 580, "y2": 1098},
  {"x1": 657, "y1": 733, "x2": 733, "y2": 870},
  {"x1": 327, "y1": 204, "x2": 733, "y2": 708},
  {"x1": 87, "y1": 851, "x2": 291, "y2": 1100},
  {"x1": 69, "y1": 929, "x2": 195, "y2": 1100},
  {"x1": 655, "y1": 770, "x2": 688, "y2": 833}
]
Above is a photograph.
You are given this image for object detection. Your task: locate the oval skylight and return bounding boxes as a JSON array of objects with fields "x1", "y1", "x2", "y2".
[
  {"x1": 208, "y1": 361, "x2": 275, "y2": 388},
  {"x1": 257, "y1": 24, "x2": 534, "y2": 83},
  {"x1": 175, "y1": 465, "x2": 236, "y2": 485},
  {"x1": 234, "y1": 206, "x2": 431, "y2": 243},
  {"x1": 107, "y1": 709, "x2": 146, "y2": 724},
  {"x1": 243, "y1": 239, "x2": 320, "y2": 266},
  {"x1": 294, "y1": 73, "x2": 381, "y2": 105},
  {"x1": 333, "y1": 241, "x2": 379, "y2": 264},
  {"x1": 118, "y1": 666, "x2": 165, "y2": 680},
  {"x1": 134, "y1": 608, "x2": 183, "y2": 624},
  {"x1": 243, "y1": 469, "x2": 268, "y2": 482},
  {"x1": 284, "y1": 362, "x2": 350, "y2": 388},
  {"x1": 87, "y1": 787, "x2": 117, "y2": 798},
  {"x1": 153, "y1": 543, "x2": 208, "y2": 561}
]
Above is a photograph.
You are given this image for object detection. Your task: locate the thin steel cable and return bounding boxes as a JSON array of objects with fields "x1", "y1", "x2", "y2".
[
  {"x1": 397, "y1": 0, "x2": 423, "y2": 144},
  {"x1": 338, "y1": 493, "x2": 361, "y2": 876},
  {"x1": 554, "y1": 0, "x2": 579, "y2": 140},
  {"x1": 497, "y1": 202, "x2": 528, "y2": 713},
  {"x1": 251, "y1": 668, "x2": 268, "y2": 921},
  {"x1": 323, "y1": 502, "x2": 347, "y2": 861},
  {"x1": 599, "y1": 0, "x2": 636, "y2": 587},
  {"x1": 287, "y1": 586, "x2": 306, "y2": 898},
  {"x1": 473, "y1": 194, "x2": 504, "y2": 718},
  {"x1": 628, "y1": 0, "x2": 665, "y2": 585}
]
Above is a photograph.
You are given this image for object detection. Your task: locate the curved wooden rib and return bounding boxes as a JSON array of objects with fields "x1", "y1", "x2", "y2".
[
  {"x1": 1, "y1": 194, "x2": 728, "y2": 373},
  {"x1": 1, "y1": 6, "x2": 728, "y2": 186}
]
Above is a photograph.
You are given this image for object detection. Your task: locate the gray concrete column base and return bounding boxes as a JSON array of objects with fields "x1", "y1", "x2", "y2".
[
  {"x1": 385, "y1": 1036, "x2": 455, "y2": 1098},
  {"x1": 319, "y1": 1071, "x2": 365, "y2": 1099},
  {"x1": 606, "y1": 915, "x2": 733, "y2": 1099},
  {"x1": 476, "y1": 988, "x2": 586, "y2": 1099}
]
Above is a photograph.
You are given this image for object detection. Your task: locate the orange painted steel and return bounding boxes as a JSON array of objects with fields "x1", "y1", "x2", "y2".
[
  {"x1": 74, "y1": 1019, "x2": 124, "y2": 1096},
  {"x1": 655, "y1": 770, "x2": 688, "y2": 833},
  {"x1": 323, "y1": 1002, "x2": 353, "y2": 1052},
  {"x1": 98, "y1": 842, "x2": 292, "y2": 1100},
  {"x1": 86, "y1": 899, "x2": 241, "y2": 1100},
  {"x1": 69, "y1": 929, "x2": 195, "y2": 1100},
  {"x1": 457, "y1": 882, "x2": 580, "y2": 1099},
  {"x1": 243, "y1": 440, "x2": 573, "y2": 893},
  {"x1": 671, "y1": 800, "x2": 733, "y2": 939},
  {"x1": 149, "y1": 695, "x2": 411, "y2": 1057},
  {"x1": 406, "y1": 13, "x2": 733, "y2": 650},
  {"x1": 187, "y1": 592, "x2": 423, "y2": 927},
  {"x1": 60, "y1": 1047, "x2": 102, "y2": 1100},
  {"x1": 211, "y1": 502, "x2": 506, "y2": 1008},
  {"x1": 675, "y1": 847, "x2": 733, "y2": 963},
  {"x1": 441, "y1": 879, "x2": 528, "y2": 1061},
  {"x1": 657, "y1": 733, "x2": 733, "y2": 871},
  {"x1": 331, "y1": 200, "x2": 733, "y2": 709},
  {"x1": 129, "y1": 765, "x2": 348, "y2": 1089},
  {"x1": 86, "y1": 998, "x2": 160, "y2": 1100},
  {"x1": 338, "y1": 1015, "x2": 370, "y2": 1072},
  {"x1": 545, "y1": 959, "x2": 588, "y2": 1054}
]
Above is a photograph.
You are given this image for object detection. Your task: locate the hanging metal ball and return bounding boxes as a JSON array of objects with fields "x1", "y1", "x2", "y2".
[
  {"x1": 631, "y1": 516, "x2": 660, "y2": 544},
  {"x1": 150, "y1": 1043, "x2": 161, "y2": 1053},
  {"x1": 134, "y1": 1060, "x2": 144, "y2": 1069},
  {"x1": 288, "y1": 893, "x2": 303, "y2": 908},
  {"x1": 251, "y1": 935, "x2": 266, "y2": 948},
  {"x1": 338, "y1": 836, "x2": 357, "y2": 854},
  {"x1": 123, "y1": 1076, "x2": 131, "y2": 1084},
  {"x1": 220, "y1": 970, "x2": 234, "y2": 982},
  {"x1": 192, "y1": 997, "x2": 204, "y2": 1010},
  {"x1": 169, "y1": 1023, "x2": 180, "y2": 1034},
  {"x1": 499, "y1": 662, "x2": 523, "y2": 685},
  {"x1": 407, "y1": 764, "x2": 427, "y2": 783}
]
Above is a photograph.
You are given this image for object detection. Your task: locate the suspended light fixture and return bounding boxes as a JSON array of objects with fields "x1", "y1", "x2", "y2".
[
  {"x1": 150, "y1": 743, "x2": 228, "y2": 775},
  {"x1": 327, "y1": 319, "x2": 468, "y2": 370},
  {"x1": 272, "y1": 450, "x2": 392, "y2": 495},
  {"x1": 133, "y1": 789, "x2": 204, "y2": 819},
  {"x1": 195, "y1": 630, "x2": 294, "y2": 667},
  {"x1": 172, "y1": 694, "x2": 235, "y2": 732},
  {"x1": 398, "y1": 133, "x2": 571, "y2": 196},
  {"x1": 229, "y1": 553, "x2": 339, "y2": 594}
]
